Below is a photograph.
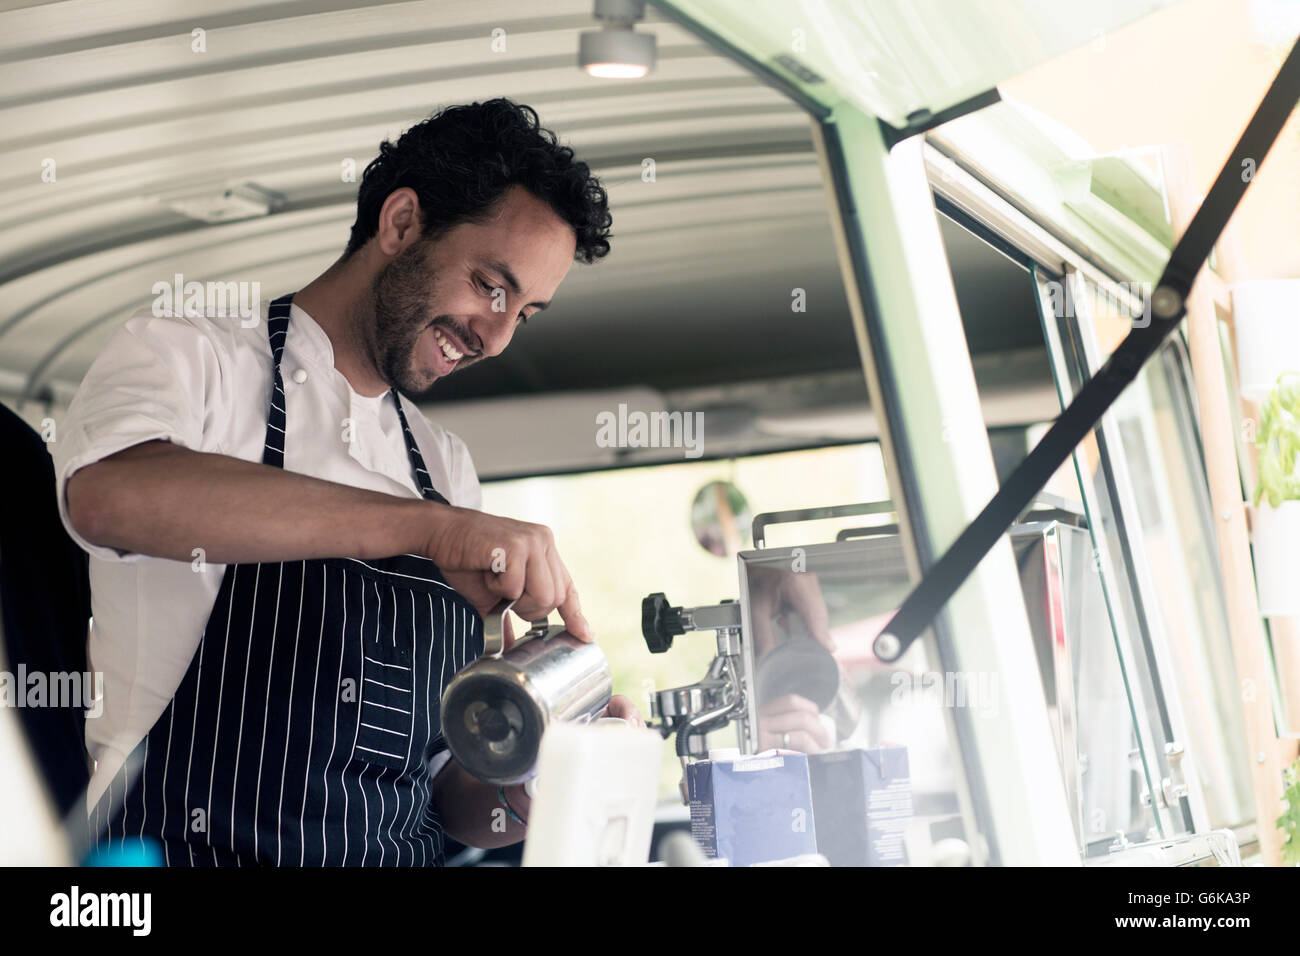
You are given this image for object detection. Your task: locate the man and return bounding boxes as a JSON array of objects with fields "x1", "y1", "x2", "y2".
[{"x1": 55, "y1": 99, "x2": 641, "y2": 866}]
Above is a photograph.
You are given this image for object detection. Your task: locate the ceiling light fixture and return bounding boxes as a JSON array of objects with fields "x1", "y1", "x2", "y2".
[
  {"x1": 160, "y1": 182, "x2": 285, "y2": 224},
  {"x1": 579, "y1": 0, "x2": 656, "y2": 79}
]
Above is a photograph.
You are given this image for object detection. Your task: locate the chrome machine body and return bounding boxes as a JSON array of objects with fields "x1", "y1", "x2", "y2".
[{"x1": 641, "y1": 595, "x2": 749, "y2": 760}]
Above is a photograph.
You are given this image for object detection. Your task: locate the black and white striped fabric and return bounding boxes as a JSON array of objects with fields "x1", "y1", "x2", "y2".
[{"x1": 88, "y1": 293, "x2": 483, "y2": 865}]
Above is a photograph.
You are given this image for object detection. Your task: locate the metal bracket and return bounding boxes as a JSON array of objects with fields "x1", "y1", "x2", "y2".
[
  {"x1": 752, "y1": 500, "x2": 895, "y2": 548},
  {"x1": 1161, "y1": 742, "x2": 1191, "y2": 808},
  {"x1": 877, "y1": 88, "x2": 1002, "y2": 150}
]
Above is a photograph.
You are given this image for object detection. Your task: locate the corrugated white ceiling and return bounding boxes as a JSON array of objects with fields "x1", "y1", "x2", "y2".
[
  {"x1": 0, "y1": 0, "x2": 1047, "y2": 429},
  {"x1": 0, "y1": 0, "x2": 851, "y2": 405}
]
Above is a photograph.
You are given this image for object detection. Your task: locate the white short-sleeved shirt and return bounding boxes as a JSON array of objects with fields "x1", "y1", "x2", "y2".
[{"x1": 52, "y1": 301, "x2": 481, "y2": 808}]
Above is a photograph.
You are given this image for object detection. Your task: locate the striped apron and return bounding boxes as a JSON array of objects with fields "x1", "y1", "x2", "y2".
[{"x1": 87, "y1": 293, "x2": 483, "y2": 866}]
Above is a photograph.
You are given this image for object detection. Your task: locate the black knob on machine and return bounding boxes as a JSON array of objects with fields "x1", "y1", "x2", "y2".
[{"x1": 641, "y1": 592, "x2": 685, "y2": 653}]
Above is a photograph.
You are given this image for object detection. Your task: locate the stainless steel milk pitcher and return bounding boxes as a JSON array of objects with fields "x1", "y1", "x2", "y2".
[{"x1": 439, "y1": 600, "x2": 613, "y2": 785}]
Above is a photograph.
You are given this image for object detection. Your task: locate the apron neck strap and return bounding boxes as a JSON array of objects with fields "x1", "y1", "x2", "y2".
[
  {"x1": 392, "y1": 390, "x2": 448, "y2": 505},
  {"x1": 260, "y1": 294, "x2": 294, "y2": 469},
  {"x1": 260, "y1": 293, "x2": 450, "y2": 505}
]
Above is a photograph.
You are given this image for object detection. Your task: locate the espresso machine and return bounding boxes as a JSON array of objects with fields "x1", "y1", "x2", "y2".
[
  {"x1": 638, "y1": 502, "x2": 906, "y2": 769},
  {"x1": 639, "y1": 496, "x2": 1145, "y2": 853},
  {"x1": 640, "y1": 594, "x2": 750, "y2": 759}
]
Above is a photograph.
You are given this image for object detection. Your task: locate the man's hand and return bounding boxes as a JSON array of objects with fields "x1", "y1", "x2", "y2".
[
  {"x1": 422, "y1": 506, "x2": 591, "y2": 641},
  {"x1": 756, "y1": 693, "x2": 832, "y2": 753},
  {"x1": 604, "y1": 694, "x2": 646, "y2": 728}
]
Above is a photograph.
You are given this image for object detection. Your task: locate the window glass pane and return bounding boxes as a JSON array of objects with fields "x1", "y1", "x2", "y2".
[
  {"x1": 1038, "y1": 268, "x2": 1256, "y2": 838},
  {"x1": 1110, "y1": 345, "x2": 1254, "y2": 827},
  {"x1": 1034, "y1": 269, "x2": 1177, "y2": 845}
]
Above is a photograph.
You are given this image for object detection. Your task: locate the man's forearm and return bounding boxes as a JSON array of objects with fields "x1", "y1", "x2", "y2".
[
  {"x1": 432, "y1": 759, "x2": 531, "y2": 850},
  {"x1": 65, "y1": 440, "x2": 446, "y2": 564}
]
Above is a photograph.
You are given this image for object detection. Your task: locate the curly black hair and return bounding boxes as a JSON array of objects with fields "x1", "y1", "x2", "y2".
[{"x1": 344, "y1": 98, "x2": 612, "y2": 264}]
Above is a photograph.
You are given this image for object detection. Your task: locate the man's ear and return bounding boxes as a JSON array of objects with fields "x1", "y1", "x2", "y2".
[{"x1": 375, "y1": 187, "x2": 423, "y2": 256}]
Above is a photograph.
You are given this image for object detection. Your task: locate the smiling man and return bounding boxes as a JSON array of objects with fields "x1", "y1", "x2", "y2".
[{"x1": 54, "y1": 99, "x2": 640, "y2": 866}]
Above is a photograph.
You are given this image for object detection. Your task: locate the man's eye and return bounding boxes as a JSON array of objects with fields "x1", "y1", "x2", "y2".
[{"x1": 517, "y1": 313, "x2": 529, "y2": 326}]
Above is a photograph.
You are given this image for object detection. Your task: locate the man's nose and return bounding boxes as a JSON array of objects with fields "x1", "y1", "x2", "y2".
[{"x1": 472, "y1": 311, "x2": 516, "y2": 358}]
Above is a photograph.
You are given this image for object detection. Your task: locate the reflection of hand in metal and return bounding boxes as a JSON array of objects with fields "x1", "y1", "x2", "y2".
[
  {"x1": 756, "y1": 693, "x2": 833, "y2": 753},
  {"x1": 603, "y1": 694, "x2": 647, "y2": 729},
  {"x1": 748, "y1": 565, "x2": 835, "y2": 661}
]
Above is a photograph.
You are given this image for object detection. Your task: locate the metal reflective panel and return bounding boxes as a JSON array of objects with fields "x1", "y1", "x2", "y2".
[{"x1": 738, "y1": 531, "x2": 965, "y2": 839}]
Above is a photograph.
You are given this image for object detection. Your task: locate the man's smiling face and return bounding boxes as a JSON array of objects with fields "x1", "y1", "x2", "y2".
[{"x1": 369, "y1": 184, "x2": 578, "y2": 398}]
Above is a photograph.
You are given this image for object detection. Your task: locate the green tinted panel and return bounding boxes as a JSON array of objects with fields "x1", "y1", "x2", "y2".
[{"x1": 663, "y1": 0, "x2": 1174, "y2": 123}]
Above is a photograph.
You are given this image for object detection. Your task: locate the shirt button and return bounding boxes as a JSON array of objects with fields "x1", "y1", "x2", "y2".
[{"x1": 292, "y1": 369, "x2": 308, "y2": 384}]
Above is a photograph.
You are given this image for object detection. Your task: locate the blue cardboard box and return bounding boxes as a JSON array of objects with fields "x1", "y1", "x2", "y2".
[
  {"x1": 807, "y1": 746, "x2": 912, "y2": 866},
  {"x1": 687, "y1": 752, "x2": 817, "y2": 866}
]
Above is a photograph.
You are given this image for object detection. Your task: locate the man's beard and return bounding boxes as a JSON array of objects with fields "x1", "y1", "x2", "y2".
[{"x1": 369, "y1": 240, "x2": 454, "y2": 400}]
